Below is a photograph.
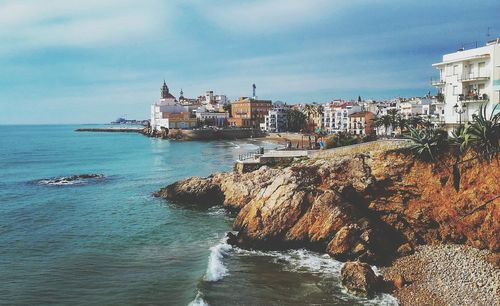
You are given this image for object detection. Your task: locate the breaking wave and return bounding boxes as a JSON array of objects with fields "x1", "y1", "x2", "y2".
[
  {"x1": 188, "y1": 291, "x2": 209, "y2": 306},
  {"x1": 204, "y1": 237, "x2": 232, "y2": 282}
]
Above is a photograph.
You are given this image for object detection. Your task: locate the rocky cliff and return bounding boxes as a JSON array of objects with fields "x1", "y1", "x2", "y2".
[{"x1": 155, "y1": 148, "x2": 499, "y2": 264}]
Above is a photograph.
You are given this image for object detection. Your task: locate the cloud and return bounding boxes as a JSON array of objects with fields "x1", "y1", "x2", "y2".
[
  {"x1": 191, "y1": 0, "x2": 358, "y2": 34},
  {"x1": 0, "y1": 0, "x2": 174, "y2": 54}
]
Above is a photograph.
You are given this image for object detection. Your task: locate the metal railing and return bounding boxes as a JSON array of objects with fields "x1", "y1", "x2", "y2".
[{"x1": 238, "y1": 148, "x2": 265, "y2": 161}]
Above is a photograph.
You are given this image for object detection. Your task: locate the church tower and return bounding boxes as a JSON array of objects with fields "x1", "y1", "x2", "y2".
[{"x1": 161, "y1": 80, "x2": 170, "y2": 99}]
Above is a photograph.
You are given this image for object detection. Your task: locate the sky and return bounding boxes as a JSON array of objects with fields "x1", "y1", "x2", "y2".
[{"x1": 0, "y1": 0, "x2": 498, "y2": 124}]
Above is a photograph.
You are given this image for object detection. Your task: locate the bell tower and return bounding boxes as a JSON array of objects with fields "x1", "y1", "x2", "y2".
[{"x1": 161, "y1": 80, "x2": 170, "y2": 99}]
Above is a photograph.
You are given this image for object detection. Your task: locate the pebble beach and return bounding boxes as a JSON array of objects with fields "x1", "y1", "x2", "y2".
[{"x1": 383, "y1": 244, "x2": 499, "y2": 306}]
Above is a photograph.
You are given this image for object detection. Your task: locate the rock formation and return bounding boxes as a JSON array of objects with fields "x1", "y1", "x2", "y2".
[
  {"x1": 156, "y1": 148, "x2": 500, "y2": 264},
  {"x1": 340, "y1": 261, "x2": 379, "y2": 297}
]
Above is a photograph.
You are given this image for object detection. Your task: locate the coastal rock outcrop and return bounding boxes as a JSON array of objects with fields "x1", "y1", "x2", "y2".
[
  {"x1": 340, "y1": 261, "x2": 379, "y2": 297},
  {"x1": 154, "y1": 176, "x2": 225, "y2": 207},
  {"x1": 156, "y1": 146, "x2": 500, "y2": 264}
]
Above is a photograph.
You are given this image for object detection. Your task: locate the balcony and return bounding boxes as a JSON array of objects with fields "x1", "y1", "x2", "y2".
[
  {"x1": 459, "y1": 94, "x2": 489, "y2": 103},
  {"x1": 459, "y1": 71, "x2": 490, "y2": 82},
  {"x1": 431, "y1": 78, "x2": 446, "y2": 86}
]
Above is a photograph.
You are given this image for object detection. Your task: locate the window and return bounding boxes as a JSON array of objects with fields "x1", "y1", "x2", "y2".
[
  {"x1": 446, "y1": 65, "x2": 452, "y2": 76},
  {"x1": 453, "y1": 86, "x2": 458, "y2": 95},
  {"x1": 453, "y1": 65, "x2": 458, "y2": 75}
]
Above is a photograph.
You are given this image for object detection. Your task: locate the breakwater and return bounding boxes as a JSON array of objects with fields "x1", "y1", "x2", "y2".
[
  {"x1": 151, "y1": 128, "x2": 265, "y2": 140},
  {"x1": 75, "y1": 128, "x2": 145, "y2": 133}
]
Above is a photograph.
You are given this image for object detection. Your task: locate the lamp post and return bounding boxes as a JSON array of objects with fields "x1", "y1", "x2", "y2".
[{"x1": 453, "y1": 101, "x2": 467, "y2": 128}]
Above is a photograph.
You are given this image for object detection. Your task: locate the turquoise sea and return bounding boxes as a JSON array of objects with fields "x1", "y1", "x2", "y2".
[{"x1": 0, "y1": 125, "x2": 397, "y2": 305}]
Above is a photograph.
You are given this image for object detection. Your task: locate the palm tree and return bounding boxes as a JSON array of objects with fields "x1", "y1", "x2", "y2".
[
  {"x1": 396, "y1": 115, "x2": 408, "y2": 134},
  {"x1": 285, "y1": 109, "x2": 307, "y2": 132},
  {"x1": 315, "y1": 104, "x2": 324, "y2": 117},
  {"x1": 303, "y1": 104, "x2": 314, "y2": 119},
  {"x1": 385, "y1": 109, "x2": 400, "y2": 135},
  {"x1": 407, "y1": 116, "x2": 424, "y2": 129},
  {"x1": 374, "y1": 115, "x2": 392, "y2": 136}
]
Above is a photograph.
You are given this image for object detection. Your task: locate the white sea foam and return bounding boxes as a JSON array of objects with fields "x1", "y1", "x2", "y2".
[
  {"x1": 36, "y1": 174, "x2": 104, "y2": 186},
  {"x1": 207, "y1": 207, "x2": 227, "y2": 217},
  {"x1": 37, "y1": 178, "x2": 84, "y2": 186},
  {"x1": 227, "y1": 142, "x2": 240, "y2": 149},
  {"x1": 204, "y1": 237, "x2": 232, "y2": 282},
  {"x1": 188, "y1": 291, "x2": 209, "y2": 306},
  {"x1": 234, "y1": 248, "x2": 344, "y2": 275},
  {"x1": 234, "y1": 247, "x2": 399, "y2": 305}
]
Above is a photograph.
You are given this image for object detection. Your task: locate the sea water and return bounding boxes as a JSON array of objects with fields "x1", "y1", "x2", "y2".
[{"x1": 0, "y1": 125, "x2": 397, "y2": 305}]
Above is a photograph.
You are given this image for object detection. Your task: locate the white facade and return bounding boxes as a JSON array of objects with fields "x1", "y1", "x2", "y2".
[
  {"x1": 194, "y1": 106, "x2": 229, "y2": 127},
  {"x1": 262, "y1": 107, "x2": 287, "y2": 132},
  {"x1": 432, "y1": 38, "x2": 500, "y2": 130},
  {"x1": 200, "y1": 90, "x2": 228, "y2": 111},
  {"x1": 322, "y1": 104, "x2": 362, "y2": 134},
  {"x1": 150, "y1": 82, "x2": 189, "y2": 131}
]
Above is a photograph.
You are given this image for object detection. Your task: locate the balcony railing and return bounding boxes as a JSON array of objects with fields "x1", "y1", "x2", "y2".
[
  {"x1": 431, "y1": 79, "x2": 446, "y2": 86},
  {"x1": 459, "y1": 94, "x2": 489, "y2": 103},
  {"x1": 459, "y1": 72, "x2": 490, "y2": 82}
]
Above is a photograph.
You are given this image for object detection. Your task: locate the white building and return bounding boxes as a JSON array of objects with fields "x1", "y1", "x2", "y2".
[
  {"x1": 261, "y1": 106, "x2": 287, "y2": 133},
  {"x1": 194, "y1": 106, "x2": 229, "y2": 127},
  {"x1": 150, "y1": 81, "x2": 196, "y2": 131},
  {"x1": 432, "y1": 38, "x2": 500, "y2": 131},
  {"x1": 322, "y1": 103, "x2": 362, "y2": 134},
  {"x1": 200, "y1": 90, "x2": 229, "y2": 111}
]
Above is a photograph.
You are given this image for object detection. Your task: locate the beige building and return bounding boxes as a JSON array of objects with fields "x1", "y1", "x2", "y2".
[
  {"x1": 348, "y1": 111, "x2": 376, "y2": 135},
  {"x1": 229, "y1": 97, "x2": 272, "y2": 128}
]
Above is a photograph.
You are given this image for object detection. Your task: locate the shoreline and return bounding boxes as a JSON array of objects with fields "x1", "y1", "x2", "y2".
[{"x1": 155, "y1": 140, "x2": 499, "y2": 305}]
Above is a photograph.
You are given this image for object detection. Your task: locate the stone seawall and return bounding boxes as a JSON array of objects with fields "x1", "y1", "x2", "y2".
[{"x1": 169, "y1": 128, "x2": 265, "y2": 140}]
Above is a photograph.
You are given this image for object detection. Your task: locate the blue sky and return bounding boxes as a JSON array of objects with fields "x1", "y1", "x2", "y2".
[{"x1": 0, "y1": 0, "x2": 498, "y2": 124}]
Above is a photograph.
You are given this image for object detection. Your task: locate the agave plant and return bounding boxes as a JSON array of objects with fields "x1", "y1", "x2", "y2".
[
  {"x1": 469, "y1": 104, "x2": 500, "y2": 162},
  {"x1": 449, "y1": 123, "x2": 472, "y2": 156},
  {"x1": 406, "y1": 127, "x2": 448, "y2": 162}
]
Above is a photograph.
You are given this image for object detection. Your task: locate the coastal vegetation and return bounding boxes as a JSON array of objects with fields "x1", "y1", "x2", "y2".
[
  {"x1": 405, "y1": 103, "x2": 500, "y2": 163},
  {"x1": 284, "y1": 109, "x2": 307, "y2": 132}
]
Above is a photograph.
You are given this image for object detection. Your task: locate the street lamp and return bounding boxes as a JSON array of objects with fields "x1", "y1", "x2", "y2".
[{"x1": 453, "y1": 101, "x2": 467, "y2": 127}]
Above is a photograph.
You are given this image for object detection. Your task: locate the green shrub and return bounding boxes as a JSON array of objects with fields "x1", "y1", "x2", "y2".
[{"x1": 405, "y1": 127, "x2": 448, "y2": 161}]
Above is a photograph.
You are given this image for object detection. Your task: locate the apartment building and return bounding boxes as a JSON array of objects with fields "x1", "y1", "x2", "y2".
[
  {"x1": 432, "y1": 38, "x2": 500, "y2": 130},
  {"x1": 322, "y1": 103, "x2": 362, "y2": 134},
  {"x1": 261, "y1": 106, "x2": 287, "y2": 133},
  {"x1": 228, "y1": 97, "x2": 272, "y2": 128},
  {"x1": 348, "y1": 111, "x2": 376, "y2": 135}
]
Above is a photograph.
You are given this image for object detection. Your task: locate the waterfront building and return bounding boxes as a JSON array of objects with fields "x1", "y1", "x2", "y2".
[
  {"x1": 194, "y1": 106, "x2": 229, "y2": 127},
  {"x1": 261, "y1": 103, "x2": 288, "y2": 133},
  {"x1": 322, "y1": 102, "x2": 362, "y2": 134},
  {"x1": 348, "y1": 111, "x2": 376, "y2": 135},
  {"x1": 228, "y1": 97, "x2": 272, "y2": 128},
  {"x1": 150, "y1": 81, "x2": 197, "y2": 131},
  {"x1": 432, "y1": 38, "x2": 500, "y2": 131}
]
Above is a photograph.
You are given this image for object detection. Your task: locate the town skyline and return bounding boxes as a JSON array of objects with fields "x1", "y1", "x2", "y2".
[{"x1": 0, "y1": 0, "x2": 498, "y2": 124}]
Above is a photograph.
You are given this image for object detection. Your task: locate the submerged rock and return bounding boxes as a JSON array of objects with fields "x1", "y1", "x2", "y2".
[
  {"x1": 37, "y1": 174, "x2": 105, "y2": 186},
  {"x1": 340, "y1": 261, "x2": 379, "y2": 297}
]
